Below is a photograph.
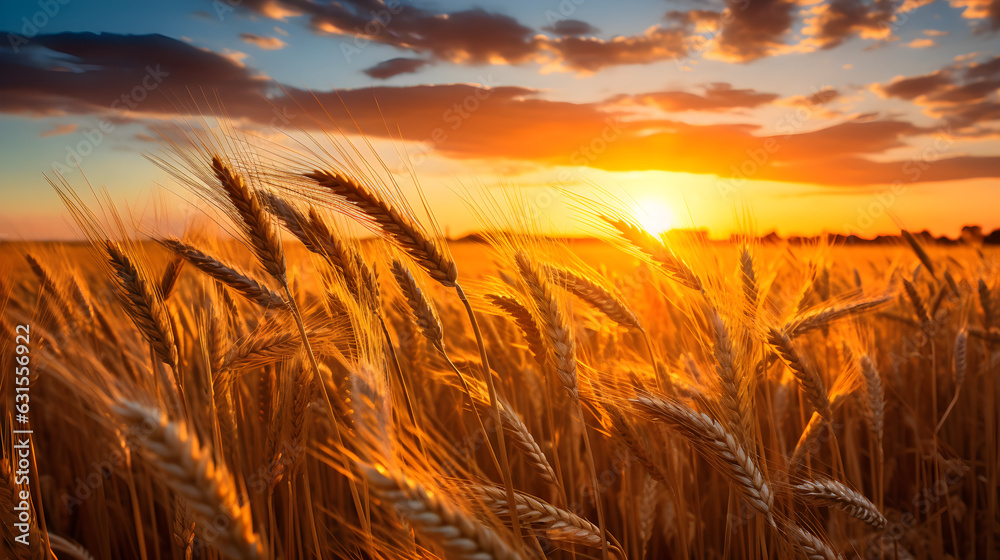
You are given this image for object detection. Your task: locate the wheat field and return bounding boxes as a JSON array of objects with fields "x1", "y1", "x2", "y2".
[{"x1": 1, "y1": 142, "x2": 998, "y2": 560}]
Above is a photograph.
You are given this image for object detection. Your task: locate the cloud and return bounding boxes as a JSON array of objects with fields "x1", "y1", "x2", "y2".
[
  {"x1": 239, "y1": 33, "x2": 287, "y2": 50},
  {"x1": 541, "y1": 25, "x2": 690, "y2": 73},
  {"x1": 802, "y1": 0, "x2": 896, "y2": 49},
  {"x1": 949, "y1": 0, "x2": 1000, "y2": 31},
  {"x1": 239, "y1": 0, "x2": 540, "y2": 65},
  {"x1": 363, "y1": 57, "x2": 430, "y2": 79},
  {"x1": 875, "y1": 55, "x2": 1000, "y2": 126},
  {"x1": 875, "y1": 72, "x2": 952, "y2": 100},
  {"x1": 710, "y1": 0, "x2": 798, "y2": 62},
  {"x1": 0, "y1": 32, "x2": 268, "y2": 118},
  {"x1": 966, "y1": 54, "x2": 1000, "y2": 79},
  {"x1": 905, "y1": 38, "x2": 936, "y2": 48},
  {"x1": 627, "y1": 83, "x2": 779, "y2": 112},
  {"x1": 236, "y1": 0, "x2": 704, "y2": 73},
  {"x1": 2, "y1": 31, "x2": 996, "y2": 187},
  {"x1": 39, "y1": 123, "x2": 78, "y2": 137},
  {"x1": 542, "y1": 19, "x2": 599, "y2": 36}
]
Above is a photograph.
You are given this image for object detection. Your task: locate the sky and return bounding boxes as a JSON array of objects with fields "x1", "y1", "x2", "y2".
[{"x1": 1, "y1": 0, "x2": 999, "y2": 240}]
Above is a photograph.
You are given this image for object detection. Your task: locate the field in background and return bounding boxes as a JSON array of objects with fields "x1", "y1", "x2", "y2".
[{"x1": 2, "y1": 226, "x2": 999, "y2": 560}]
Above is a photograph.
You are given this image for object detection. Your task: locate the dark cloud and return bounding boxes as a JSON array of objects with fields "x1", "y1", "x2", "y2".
[
  {"x1": 808, "y1": 87, "x2": 840, "y2": 105},
  {"x1": 0, "y1": 32, "x2": 266, "y2": 117},
  {"x1": 805, "y1": 0, "x2": 896, "y2": 49},
  {"x1": 542, "y1": 25, "x2": 690, "y2": 73},
  {"x1": 542, "y1": 19, "x2": 599, "y2": 36},
  {"x1": 238, "y1": 0, "x2": 539, "y2": 64},
  {"x1": 3, "y1": 31, "x2": 996, "y2": 187},
  {"x1": 713, "y1": 0, "x2": 798, "y2": 62},
  {"x1": 630, "y1": 83, "x2": 779, "y2": 112},
  {"x1": 238, "y1": 0, "x2": 695, "y2": 73},
  {"x1": 877, "y1": 72, "x2": 952, "y2": 100},
  {"x1": 966, "y1": 54, "x2": 1000, "y2": 80},
  {"x1": 876, "y1": 56, "x2": 1000, "y2": 126},
  {"x1": 362, "y1": 57, "x2": 430, "y2": 79}
]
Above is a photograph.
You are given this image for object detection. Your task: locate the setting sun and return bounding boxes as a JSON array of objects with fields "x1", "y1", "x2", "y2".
[{"x1": 633, "y1": 199, "x2": 677, "y2": 235}]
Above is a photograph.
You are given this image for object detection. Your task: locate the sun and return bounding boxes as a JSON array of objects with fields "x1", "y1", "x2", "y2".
[{"x1": 632, "y1": 198, "x2": 677, "y2": 235}]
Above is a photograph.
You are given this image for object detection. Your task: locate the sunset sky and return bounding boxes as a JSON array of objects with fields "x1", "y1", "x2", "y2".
[{"x1": 1, "y1": 0, "x2": 999, "y2": 240}]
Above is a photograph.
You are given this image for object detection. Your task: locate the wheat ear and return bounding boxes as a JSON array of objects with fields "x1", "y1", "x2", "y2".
[
  {"x1": 937, "y1": 329, "x2": 968, "y2": 432},
  {"x1": 902, "y1": 279, "x2": 930, "y2": 325},
  {"x1": 304, "y1": 169, "x2": 458, "y2": 286},
  {"x1": 785, "y1": 522, "x2": 841, "y2": 560},
  {"x1": 159, "y1": 239, "x2": 285, "y2": 310},
  {"x1": 601, "y1": 215, "x2": 703, "y2": 292},
  {"x1": 114, "y1": 400, "x2": 264, "y2": 560},
  {"x1": 360, "y1": 464, "x2": 521, "y2": 560},
  {"x1": 543, "y1": 264, "x2": 641, "y2": 329},
  {"x1": 211, "y1": 156, "x2": 287, "y2": 285},
  {"x1": 105, "y1": 241, "x2": 178, "y2": 369},
  {"x1": 794, "y1": 477, "x2": 886, "y2": 528},
  {"x1": 515, "y1": 251, "x2": 579, "y2": 400},
  {"x1": 769, "y1": 328, "x2": 832, "y2": 422},
  {"x1": 474, "y1": 485, "x2": 621, "y2": 555},
  {"x1": 390, "y1": 259, "x2": 445, "y2": 352},
  {"x1": 901, "y1": 229, "x2": 936, "y2": 279},
  {"x1": 485, "y1": 293, "x2": 547, "y2": 367},
  {"x1": 859, "y1": 355, "x2": 884, "y2": 448},
  {"x1": 741, "y1": 247, "x2": 759, "y2": 317},
  {"x1": 631, "y1": 395, "x2": 775, "y2": 525},
  {"x1": 784, "y1": 293, "x2": 893, "y2": 337},
  {"x1": 159, "y1": 256, "x2": 185, "y2": 300},
  {"x1": 979, "y1": 279, "x2": 993, "y2": 328}
]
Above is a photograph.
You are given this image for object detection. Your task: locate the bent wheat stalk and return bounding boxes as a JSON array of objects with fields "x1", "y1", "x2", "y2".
[{"x1": 631, "y1": 395, "x2": 775, "y2": 526}]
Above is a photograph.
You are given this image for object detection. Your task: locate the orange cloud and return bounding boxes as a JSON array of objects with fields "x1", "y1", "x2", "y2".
[
  {"x1": 39, "y1": 123, "x2": 78, "y2": 137},
  {"x1": 239, "y1": 33, "x2": 287, "y2": 50}
]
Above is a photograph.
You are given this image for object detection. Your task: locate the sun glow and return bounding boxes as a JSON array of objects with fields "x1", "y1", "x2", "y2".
[{"x1": 633, "y1": 198, "x2": 677, "y2": 235}]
